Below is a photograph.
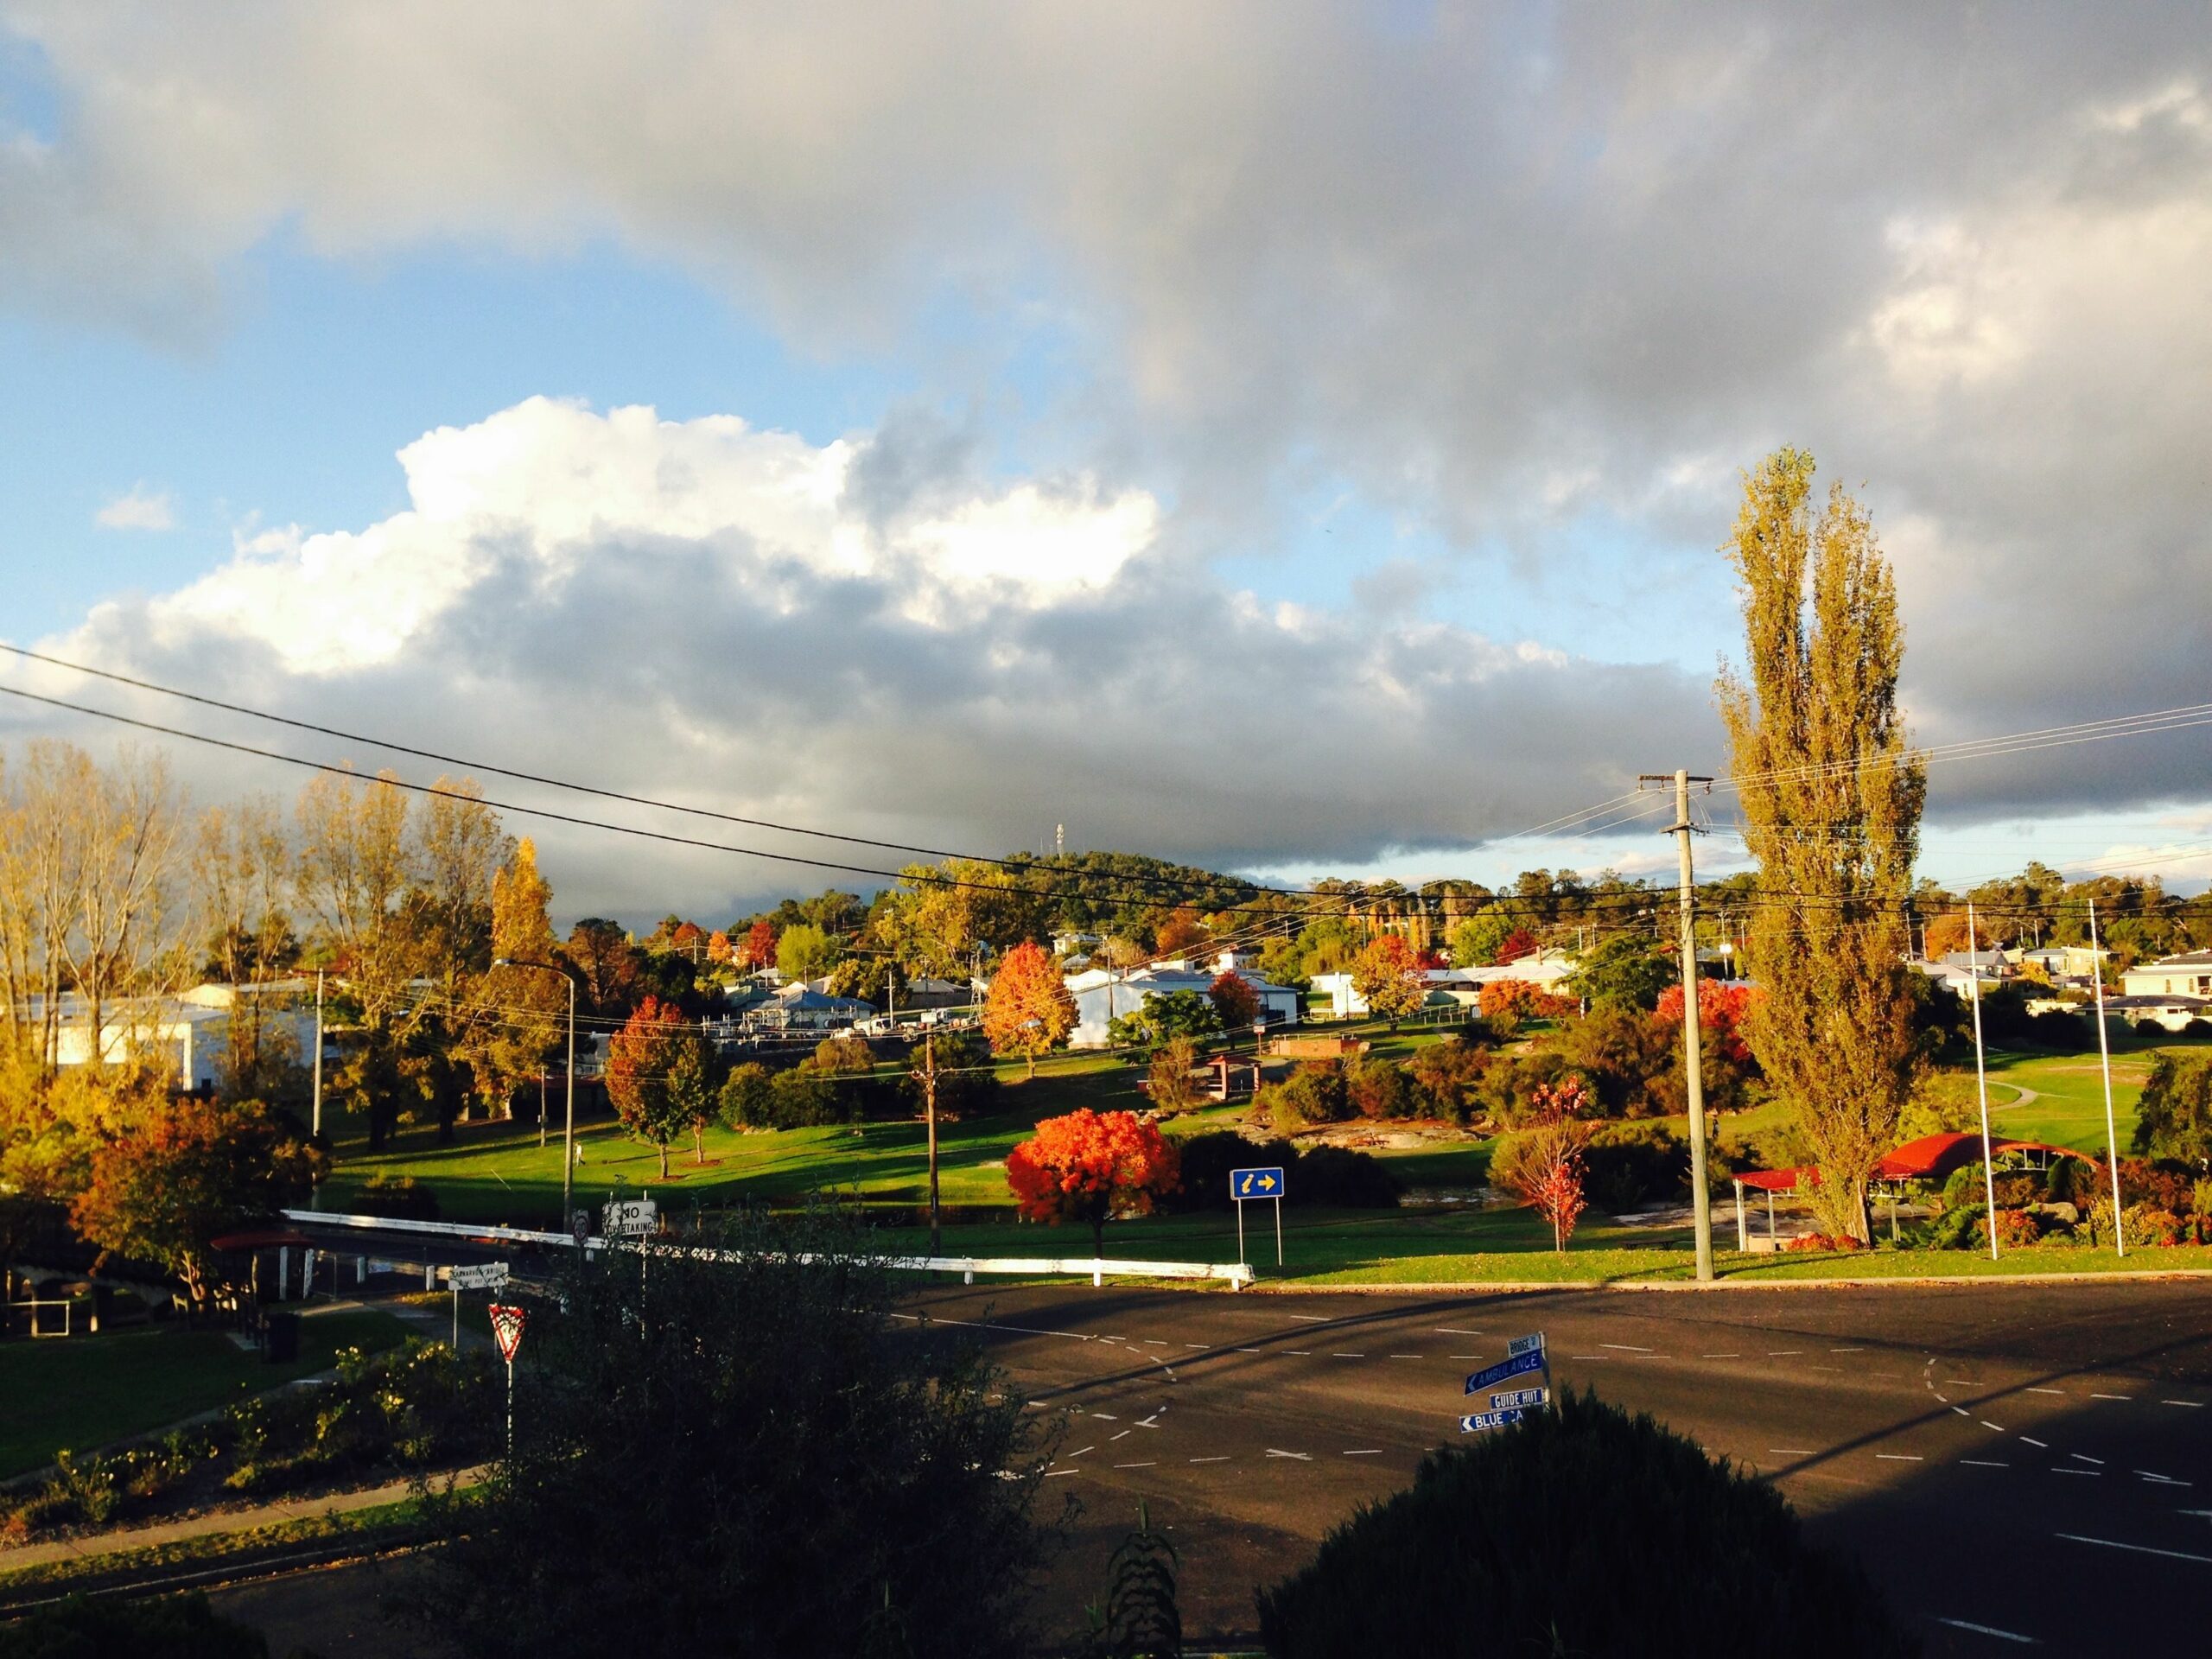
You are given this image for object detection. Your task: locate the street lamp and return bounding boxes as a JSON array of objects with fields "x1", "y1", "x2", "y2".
[{"x1": 496, "y1": 957, "x2": 579, "y2": 1235}]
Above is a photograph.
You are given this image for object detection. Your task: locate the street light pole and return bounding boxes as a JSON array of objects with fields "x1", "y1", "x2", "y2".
[{"x1": 497, "y1": 958, "x2": 579, "y2": 1234}]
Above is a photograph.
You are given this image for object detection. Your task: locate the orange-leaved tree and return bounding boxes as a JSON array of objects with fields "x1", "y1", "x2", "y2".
[
  {"x1": 1005, "y1": 1109, "x2": 1181, "y2": 1255},
  {"x1": 1350, "y1": 935, "x2": 1425, "y2": 1027},
  {"x1": 606, "y1": 995, "x2": 714, "y2": 1177},
  {"x1": 740, "y1": 920, "x2": 778, "y2": 969},
  {"x1": 1209, "y1": 969, "x2": 1260, "y2": 1030},
  {"x1": 983, "y1": 940, "x2": 1077, "y2": 1078}
]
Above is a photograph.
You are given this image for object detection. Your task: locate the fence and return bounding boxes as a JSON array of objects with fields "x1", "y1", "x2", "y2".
[{"x1": 280, "y1": 1211, "x2": 1254, "y2": 1290}]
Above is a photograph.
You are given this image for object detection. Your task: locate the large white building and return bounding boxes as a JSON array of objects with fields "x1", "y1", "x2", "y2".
[
  {"x1": 45, "y1": 982, "x2": 325, "y2": 1093},
  {"x1": 1310, "y1": 948, "x2": 1579, "y2": 1019},
  {"x1": 1063, "y1": 953, "x2": 1298, "y2": 1048},
  {"x1": 2122, "y1": 950, "x2": 2212, "y2": 1000}
]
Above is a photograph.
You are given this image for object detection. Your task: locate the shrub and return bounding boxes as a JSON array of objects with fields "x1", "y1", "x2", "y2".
[
  {"x1": 1146, "y1": 1036, "x2": 1205, "y2": 1116},
  {"x1": 359, "y1": 1170, "x2": 441, "y2": 1222},
  {"x1": 1581, "y1": 1122, "x2": 1689, "y2": 1214},
  {"x1": 810, "y1": 1034, "x2": 877, "y2": 1076},
  {"x1": 2118, "y1": 1157, "x2": 2196, "y2": 1214},
  {"x1": 1294, "y1": 1147, "x2": 1405, "y2": 1209},
  {"x1": 1974, "y1": 1209, "x2": 2043, "y2": 1249},
  {"x1": 1165, "y1": 1133, "x2": 1401, "y2": 1211},
  {"x1": 769, "y1": 1065, "x2": 844, "y2": 1128},
  {"x1": 1344, "y1": 1058, "x2": 1416, "y2": 1122},
  {"x1": 1405, "y1": 1039, "x2": 1490, "y2": 1123},
  {"x1": 2133, "y1": 1052, "x2": 2212, "y2": 1164},
  {"x1": 1787, "y1": 1232, "x2": 1866, "y2": 1253},
  {"x1": 1255, "y1": 1390, "x2": 1912, "y2": 1657},
  {"x1": 1255, "y1": 1062, "x2": 1351, "y2": 1131},
  {"x1": 717, "y1": 1062, "x2": 776, "y2": 1129},
  {"x1": 50, "y1": 1450, "x2": 122, "y2": 1527},
  {"x1": 2123, "y1": 1204, "x2": 2186, "y2": 1247}
]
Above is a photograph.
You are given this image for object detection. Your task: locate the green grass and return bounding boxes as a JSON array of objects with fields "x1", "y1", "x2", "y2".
[
  {"x1": 1977, "y1": 1033, "x2": 2209, "y2": 1153},
  {"x1": 0, "y1": 1309, "x2": 410, "y2": 1480}
]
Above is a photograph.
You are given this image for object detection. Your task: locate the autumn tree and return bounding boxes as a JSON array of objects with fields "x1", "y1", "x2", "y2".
[
  {"x1": 71, "y1": 1095, "x2": 325, "y2": 1306},
  {"x1": 1154, "y1": 908, "x2": 1209, "y2": 958},
  {"x1": 1493, "y1": 1077, "x2": 1592, "y2": 1251},
  {"x1": 470, "y1": 837, "x2": 566, "y2": 1122},
  {"x1": 1446, "y1": 911, "x2": 1514, "y2": 968},
  {"x1": 739, "y1": 919, "x2": 778, "y2": 970},
  {"x1": 1146, "y1": 1036, "x2": 1204, "y2": 1115},
  {"x1": 194, "y1": 793, "x2": 300, "y2": 1097},
  {"x1": 982, "y1": 940, "x2": 1077, "y2": 1078},
  {"x1": 563, "y1": 918, "x2": 643, "y2": 1017},
  {"x1": 1350, "y1": 935, "x2": 1425, "y2": 1027},
  {"x1": 606, "y1": 995, "x2": 709, "y2": 1178},
  {"x1": 1006, "y1": 1109, "x2": 1181, "y2": 1255},
  {"x1": 1719, "y1": 448, "x2": 1924, "y2": 1244},
  {"x1": 1923, "y1": 911, "x2": 2002, "y2": 960},
  {"x1": 775, "y1": 923, "x2": 840, "y2": 984},
  {"x1": 1208, "y1": 969, "x2": 1260, "y2": 1031}
]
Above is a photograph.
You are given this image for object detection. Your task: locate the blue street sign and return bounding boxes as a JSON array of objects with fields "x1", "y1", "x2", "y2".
[
  {"x1": 1230, "y1": 1166, "x2": 1287, "y2": 1200},
  {"x1": 1490, "y1": 1386, "x2": 1549, "y2": 1411},
  {"x1": 1459, "y1": 1408, "x2": 1526, "y2": 1433},
  {"x1": 1464, "y1": 1349, "x2": 1546, "y2": 1395}
]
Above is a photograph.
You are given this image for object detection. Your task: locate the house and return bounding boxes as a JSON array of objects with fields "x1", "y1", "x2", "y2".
[
  {"x1": 2102, "y1": 993, "x2": 2211, "y2": 1033},
  {"x1": 48, "y1": 983, "x2": 326, "y2": 1093},
  {"x1": 1064, "y1": 958, "x2": 1298, "y2": 1049},
  {"x1": 2017, "y1": 944, "x2": 2107, "y2": 981},
  {"x1": 1309, "y1": 948, "x2": 1577, "y2": 1019},
  {"x1": 1909, "y1": 956, "x2": 2005, "y2": 998},
  {"x1": 2122, "y1": 950, "x2": 2212, "y2": 1000},
  {"x1": 721, "y1": 982, "x2": 873, "y2": 1035}
]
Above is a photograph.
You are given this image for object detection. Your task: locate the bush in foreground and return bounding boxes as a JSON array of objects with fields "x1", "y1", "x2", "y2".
[
  {"x1": 1255, "y1": 1389, "x2": 1915, "y2": 1657},
  {"x1": 0, "y1": 1592, "x2": 268, "y2": 1658}
]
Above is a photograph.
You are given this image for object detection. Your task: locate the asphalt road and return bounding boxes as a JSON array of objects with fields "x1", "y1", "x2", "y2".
[{"x1": 903, "y1": 1278, "x2": 2212, "y2": 1652}]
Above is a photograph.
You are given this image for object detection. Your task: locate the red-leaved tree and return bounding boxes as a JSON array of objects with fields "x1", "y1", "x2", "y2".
[
  {"x1": 1006, "y1": 1109, "x2": 1180, "y2": 1255},
  {"x1": 1209, "y1": 969, "x2": 1261, "y2": 1031},
  {"x1": 1497, "y1": 1077, "x2": 1591, "y2": 1251},
  {"x1": 1654, "y1": 981, "x2": 1762, "y2": 1065},
  {"x1": 1496, "y1": 928, "x2": 1539, "y2": 964},
  {"x1": 606, "y1": 995, "x2": 714, "y2": 1177},
  {"x1": 741, "y1": 920, "x2": 779, "y2": 970}
]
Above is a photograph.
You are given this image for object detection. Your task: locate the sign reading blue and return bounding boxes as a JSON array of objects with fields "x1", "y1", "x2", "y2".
[
  {"x1": 1459, "y1": 1408, "x2": 1526, "y2": 1433},
  {"x1": 1230, "y1": 1166, "x2": 1286, "y2": 1200},
  {"x1": 1490, "y1": 1386, "x2": 1549, "y2": 1411},
  {"x1": 1464, "y1": 1350, "x2": 1546, "y2": 1395}
]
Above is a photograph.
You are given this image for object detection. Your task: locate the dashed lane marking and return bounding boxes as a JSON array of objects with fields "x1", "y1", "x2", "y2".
[
  {"x1": 1111, "y1": 1431, "x2": 1132, "y2": 1441},
  {"x1": 1068, "y1": 1446, "x2": 1095, "y2": 1459},
  {"x1": 1332, "y1": 1353, "x2": 1366, "y2": 1359},
  {"x1": 1877, "y1": 1453, "x2": 1923, "y2": 1462},
  {"x1": 1703, "y1": 1352, "x2": 1740, "y2": 1359},
  {"x1": 2164, "y1": 1400, "x2": 2205, "y2": 1408},
  {"x1": 1288, "y1": 1315, "x2": 1329, "y2": 1323},
  {"x1": 1389, "y1": 1354, "x2": 1424, "y2": 1360},
  {"x1": 2018, "y1": 1436, "x2": 2045, "y2": 1448},
  {"x1": 2092, "y1": 1393, "x2": 2132, "y2": 1401},
  {"x1": 1602, "y1": 1343, "x2": 1653, "y2": 1352},
  {"x1": 2027, "y1": 1388, "x2": 2065, "y2": 1396},
  {"x1": 2054, "y1": 1469, "x2": 2101, "y2": 1477},
  {"x1": 1935, "y1": 1616, "x2": 2039, "y2": 1644},
  {"x1": 1953, "y1": 1407, "x2": 1971, "y2": 1417},
  {"x1": 1045, "y1": 1470, "x2": 1077, "y2": 1478},
  {"x1": 1982, "y1": 1421, "x2": 2008, "y2": 1433},
  {"x1": 1092, "y1": 1413, "x2": 1117, "y2": 1421},
  {"x1": 1189, "y1": 1456, "x2": 1230, "y2": 1464},
  {"x1": 1284, "y1": 1351, "x2": 1311, "y2": 1357},
  {"x1": 1767, "y1": 1350, "x2": 1803, "y2": 1357},
  {"x1": 1434, "y1": 1327, "x2": 1484, "y2": 1335},
  {"x1": 1114, "y1": 1462, "x2": 1156, "y2": 1469},
  {"x1": 1961, "y1": 1459, "x2": 2009, "y2": 1468},
  {"x1": 1770, "y1": 1447, "x2": 1818, "y2": 1455},
  {"x1": 1266, "y1": 1449, "x2": 1313, "y2": 1461},
  {"x1": 1344, "y1": 1449, "x2": 1382, "y2": 1456},
  {"x1": 2059, "y1": 1532, "x2": 2212, "y2": 1564},
  {"x1": 2071, "y1": 1453, "x2": 2105, "y2": 1466},
  {"x1": 1829, "y1": 1347, "x2": 1866, "y2": 1353}
]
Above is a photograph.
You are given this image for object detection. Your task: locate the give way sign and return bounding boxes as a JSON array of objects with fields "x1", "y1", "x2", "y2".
[{"x1": 488, "y1": 1303, "x2": 527, "y2": 1363}]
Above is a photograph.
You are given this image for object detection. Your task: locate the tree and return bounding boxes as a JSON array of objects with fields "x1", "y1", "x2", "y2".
[
  {"x1": 2133, "y1": 1052, "x2": 2212, "y2": 1166},
  {"x1": 775, "y1": 923, "x2": 840, "y2": 984},
  {"x1": 474, "y1": 838, "x2": 564, "y2": 1119},
  {"x1": 1718, "y1": 448, "x2": 1924, "y2": 1243},
  {"x1": 717, "y1": 1062, "x2": 775, "y2": 1131},
  {"x1": 562, "y1": 918, "x2": 643, "y2": 1017},
  {"x1": 1005, "y1": 1109, "x2": 1180, "y2": 1255},
  {"x1": 982, "y1": 941, "x2": 1077, "y2": 1078},
  {"x1": 739, "y1": 919, "x2": 779, "y2": 970},
  {"x1": 1567, "y1": 934, "x2": 1675, "y2": 1012},
  {"x1": 1655, "y1": 981, "x2": 1760, "y2": 1065},
  {"x1": 1107, "y1": 989, "x2": 1222, "y2": 1055},
  {"x1": 605, "y1": 996, "x2": 707, "y2": 1178},
  {"x1": 669, "y1": 1029, "x2": 719, "y2": 1166},
  {"x1": 404, "y1": 1214, "x2": 1053, "y2": 1657},
  {"x1": 1349, "y1": 936, "x2": 1425, "y2": 1027},
  {"x1": 1153, "y1": 908, "x2": 1209, "y2": 958},
  {"x1": 1208, "y1": 969, "x2": 1260, "y2": 1031},
  {"x1": 1923, "y1": 910, "x2": 2003, "y2": 959},
  {"x1": 1495, "y1": 927, "x2": 1538, "y2": 965},
  {"x1": 1146, "y1": 1035, "x2": 1204, "y2": 1115},
  {"x1": 1255, "y1": 1390, "x2": 1914, "y2": 1657},
  {"x1": 1492, "y1": 1077, "x2": 1591, "y2": 1250},
  {"x1": 1446, "y1": 911, "x2": 1514, "y2": 968},
  {"x1": 70, "y1": 1095, "x2": 324, "y2": 1306}
]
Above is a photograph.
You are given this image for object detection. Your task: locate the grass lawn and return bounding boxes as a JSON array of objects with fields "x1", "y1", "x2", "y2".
[
  {"x1": 0, "y1": 1308, "x2": 410, "y2": 1480},
  {"x1": 1979, "y1": 1027, "x2": 2212, "y2": 1154}
]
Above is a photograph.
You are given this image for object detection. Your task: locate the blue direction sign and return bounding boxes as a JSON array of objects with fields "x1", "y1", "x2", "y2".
[
  {"x1": 1459, "y1": 1408, "x2": 1527, "y2": 1433},
  {"x1": 1230, "y1": 1166, "x2": 1286, "y2": 1200},
  {"x1": 1464, "y1": 1349, "x2": 1546, "y2": 1395}
]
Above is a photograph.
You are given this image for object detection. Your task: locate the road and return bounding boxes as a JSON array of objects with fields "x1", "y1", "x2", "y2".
[{"x1": 902, "y1": 1278, "x2": 2212, "y2": 1652}]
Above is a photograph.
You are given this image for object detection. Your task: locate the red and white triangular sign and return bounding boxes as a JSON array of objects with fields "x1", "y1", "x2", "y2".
[{"x1": 488, "y1": 1303, "x2": 526, "y2": 1363}]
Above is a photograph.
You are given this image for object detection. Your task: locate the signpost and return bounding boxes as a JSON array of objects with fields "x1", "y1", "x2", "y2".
[
  {"x1": 1229, "y1": 1166, "x2": 1286, "y2": 1268},
  {"x1": 601, "y1": 1198, "x2": 658, "y2": 1239},
  {"x1": 1460, "y1": 1331, "x2": 1551, "y2": 1434},
  {"x1": 488, "y1": 1303, "x2": 526, "y2": 1454},
  {"x1": 441, "y1": 1260, "x2": 509, "y2": 1348}
]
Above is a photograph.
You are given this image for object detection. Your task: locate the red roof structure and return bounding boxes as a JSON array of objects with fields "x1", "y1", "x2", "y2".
[{"x1": 1737, "y1": 1133, "x2": 2100, "y2": 1193}]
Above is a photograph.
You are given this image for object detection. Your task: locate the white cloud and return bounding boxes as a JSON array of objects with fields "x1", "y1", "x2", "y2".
[
  {"x1": 93, "y1": 483, "x2": 175, "y2": 531},
  {"x1": 36, "y1": 395, "x2": 1713, "y2": 918}
]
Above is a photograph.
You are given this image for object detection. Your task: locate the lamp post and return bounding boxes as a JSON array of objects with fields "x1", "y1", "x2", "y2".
[{"x1": 497, "y1": 957, "x2": 578, "y2": 1234}]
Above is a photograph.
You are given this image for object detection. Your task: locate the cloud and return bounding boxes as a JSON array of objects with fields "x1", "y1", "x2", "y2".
[
  {"x1": 4, "y1": 5, "x2": 2209, "y2": 823},
  {"x1": 93, "y1": 483, "x2": 175, "y2": 531},
  {"x1": 32, "y1": 397, "x2": 1714, "y2": 918}
]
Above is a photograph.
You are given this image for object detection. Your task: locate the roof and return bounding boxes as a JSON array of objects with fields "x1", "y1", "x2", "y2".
[
  {"x1": 1738, "y1": 1133, "x2": 2102, "y2": 1192},
  {"x1": 2106, "y1": 993, "x2": 2210, "y2": 1011},
  {"x1": 2138, "y1": 950, "x2": 2212, "y2": 969}
]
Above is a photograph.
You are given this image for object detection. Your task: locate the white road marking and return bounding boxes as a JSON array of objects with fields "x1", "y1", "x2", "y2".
[
  {"x1": 1069, "y1": 1446, "x2": 1095, "y2": 1459},
  {"x1": 1114, "y1": 1461, "x2": 1156, "y2": 1469},
  {"x1": 2070, "y1": 1453, "x2": 2105, "y2": 1466},
  {"x1": 2141, "y1": 1474, "x2": 2191, "y2": 1487},
  {"x1": 1266, "y1": 1448, "x2": 1313, "y2": 1460},
  {"x1": 1237, "y1": 1347, "x2": 1262, "y2": 1353},
  {"x1": 1111, "y1": 1430, "x2": 1132, "y2": 1441},
  {"x1": 2092, "y1": 1393, "x2": 2132, "y2": 1401},
  {"x1": 1288, "y1": 1314, "x2": 1330, "y2": 1323},
  {"x1": 1602, "y1": 1343, "x2": 1653, "y2": 1352},
  {"x1": 1344, "y1": 1449, "x2": 1382, "y2": 1456},
  {"x1": 1389, "y1": 1353, "x2": 1424, "y2": 1359},
  {"x1": 1332, "y1": 1353, "x2": 1366, "y2": 1358},
  {"x1": 2058, "y1": 1532, "x2": 2212, "y2": 1564},
  {"x1": 2053, "y1": 1469, "x2": 2100, "y2": 1477},
  {"x1": 1877, "y1": 1453, "x2": 1923, "y2": 1462},
  {"x1": 1953, "y1": 1407, "x2": 1971, "y2": 1417},
  {"x1": 1045, "y1": 1469, "x2": 1077, "y2": 1478},
  {"x1": 1770, "y1": 1447, "x2": 1818, "y2": 1455},
  {"x1": 1767, "y1": 1350, "x2": 1803, "y2": 1357},
  {"x1": 1983, "y1": 1421, "x2": 2008, "y2": 1433},
  {"x1": 1450, "y1": 1355, "x2": 1483, "y2": 1360},
  {"x1": 1961, "y1": 1459, "x2": 2009, "y2": 1468},
  {"x1": 1092, "y1": 1413, "x2": 1118, "y2": 1421},
  {"x1": 1188, "y1": 1456, "x2": 1230, "y2": 1464},
  {"x1": 1935, "y1": 1616, "x2": 2039, "y2": 1644},
  {"x1": 1703, "y1": 1352, "x2": 1740, "y2": 1358},
  {"x1": 2018, "y1": 1435, "x2": 2046, "y2": 1447},
  {"x1": 1285, "y1": 1351, "x2": 1311, "y2": 1357},
  {"x1": 2027, "y1": 1388, "x2": 2064, "y2": 1396},
  {"x1": 2164, "y1": 1400, "x2": 2204, "y2": 1408},
  {"x1": 1434, "y1": 1327, "x2": 1484, "y2": 1335},
  {"x1": 1829, "y1": 1347, "x2": 1866, "y2": 1354},
  {"x1": 1569, "y1": 1354, "x2": 1606, "y2": 1360},
  {"x1": 1185, "y1": 1344, "x2": 1207, "y2": 1351}
]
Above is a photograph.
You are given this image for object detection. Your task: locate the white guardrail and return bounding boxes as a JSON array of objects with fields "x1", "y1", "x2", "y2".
[{"x1": 280, "y1": 1210, "x2": 1253, "y2": 1291}]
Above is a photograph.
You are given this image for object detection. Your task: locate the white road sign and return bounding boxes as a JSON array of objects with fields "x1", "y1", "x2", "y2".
[
  {"x1": 601, "y1": 1198, "x2": 658, "y2": 1238},
  {"x1": 444, "y1": 1262, "x2": 510, "y2": 1291}
]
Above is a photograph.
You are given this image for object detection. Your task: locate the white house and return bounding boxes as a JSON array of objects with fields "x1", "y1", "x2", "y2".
[
  {"x1": 1311, "y1": 948, "x2": 1579, "y2": 1018},
  {"x1": 48, "y1": 983, "x2": 324, "y2": 1093},
  {"x1": 2122, "y1": 950, "x2": 2212, "y2": 1000},
  {"x1": 2103, "y1": 992, "x2": 2211, "y2": 1032},
  {"x1": 1064, "y1": 955, "x2": 1298, "y2": 1049}
]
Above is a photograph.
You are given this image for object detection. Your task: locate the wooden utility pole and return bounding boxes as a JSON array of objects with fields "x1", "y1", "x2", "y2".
[
  {"x1": 912, "y1": 1032, "x2": 943, "y2": 1255},
  {"x1": 1642, "y1": 770, "x2": 1715, "y2": 1281}
]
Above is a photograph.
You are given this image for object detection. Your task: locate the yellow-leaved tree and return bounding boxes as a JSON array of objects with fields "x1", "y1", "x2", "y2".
[{"x1": 982, "y1": 940, "x2": 1077, "y2": 1078}]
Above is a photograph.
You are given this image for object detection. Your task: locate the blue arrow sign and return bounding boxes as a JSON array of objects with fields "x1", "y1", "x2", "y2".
[
  {"x1": 1459, "y1": 1408, "x2": 1527, "y2": 1433},
  {"x1": 1230, "y1": 1166, "x2": 1286, "y2": 1200},
  {"x1": 1464, "y1": 1349, "x2": 1546, "y2": 1395}
]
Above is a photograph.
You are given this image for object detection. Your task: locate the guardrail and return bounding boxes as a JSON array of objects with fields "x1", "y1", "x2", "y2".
[{"x1": 281, "y1": 1211, "x2": 1252, "y2": 1291}]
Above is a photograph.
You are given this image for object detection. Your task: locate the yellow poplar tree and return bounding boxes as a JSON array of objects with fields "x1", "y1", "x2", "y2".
[{"x1": 1718, "y1": 448, "x2": 1925, "y2": 1243}]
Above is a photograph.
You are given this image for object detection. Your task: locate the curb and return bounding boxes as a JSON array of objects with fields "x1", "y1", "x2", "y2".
[{"x1": 1243, "y1": 1268, "x2": 2212, "y2": 1294}]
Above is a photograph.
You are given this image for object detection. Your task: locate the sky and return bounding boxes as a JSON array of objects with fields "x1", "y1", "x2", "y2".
[{"x1": 1, "y1": 3, "x2": 2208, "y2": 925}]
